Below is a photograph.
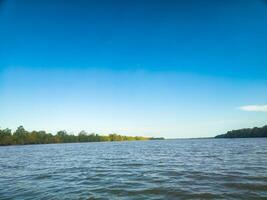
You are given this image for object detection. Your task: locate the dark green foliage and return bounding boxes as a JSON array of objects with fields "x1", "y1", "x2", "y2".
[
  {"x1": 0, "y1": 126, "x2": 163, "y2": 146},
  {"x1": 149, "y1": 137, "x2": 165, "y2": 140},
  {"x1": 215, "y1": 125, "x2": 267, "y2": 138},
  {"x1": 0, "y1": 128, "x2": 12, "y2": 145}
]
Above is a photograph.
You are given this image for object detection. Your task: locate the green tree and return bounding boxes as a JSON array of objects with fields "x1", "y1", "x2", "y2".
[{"x1": 13, "y1": 126, "x2": 29, "y2": 144}]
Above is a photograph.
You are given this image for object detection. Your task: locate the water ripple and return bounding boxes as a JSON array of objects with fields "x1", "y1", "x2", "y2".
[{"x1": 1, "y1": 139, "x2": 267, "y2": 199}]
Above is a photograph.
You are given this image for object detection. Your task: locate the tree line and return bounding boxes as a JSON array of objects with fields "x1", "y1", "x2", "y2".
[
  {"x1": 215, "y1": 125, "x2": 267, "y2": 138},
  {"x1": 0, "y1": 126, "x2": 163, "y2": 146}
]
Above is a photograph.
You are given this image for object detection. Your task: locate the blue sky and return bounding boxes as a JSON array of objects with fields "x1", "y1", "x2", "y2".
[{"x1": 1, "y1": 0, "x2": 267, "y2": 138}]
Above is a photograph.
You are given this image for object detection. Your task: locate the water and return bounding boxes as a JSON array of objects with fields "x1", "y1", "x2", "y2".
[{"x1": 0, "y1": 139, "x2": 267, "y2": 200}]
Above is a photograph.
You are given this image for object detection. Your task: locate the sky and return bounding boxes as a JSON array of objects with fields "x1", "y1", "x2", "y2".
[{"x1": 1, "y1": 0, "x2": 267, "y2": 138}]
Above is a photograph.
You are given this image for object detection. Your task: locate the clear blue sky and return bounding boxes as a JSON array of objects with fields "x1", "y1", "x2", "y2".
[{"x1": 1, "y1": 0, "x2": 267, "y2": 138}]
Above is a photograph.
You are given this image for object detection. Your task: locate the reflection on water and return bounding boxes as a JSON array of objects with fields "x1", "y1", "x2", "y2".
[{"x1": 0, "y1": 139, "x2": 267, "y2": 199}]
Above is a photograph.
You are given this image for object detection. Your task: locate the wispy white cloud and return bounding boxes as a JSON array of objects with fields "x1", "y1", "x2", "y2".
[{"x1": 239, "y1": 105, "x2": 267, "y2": 112}]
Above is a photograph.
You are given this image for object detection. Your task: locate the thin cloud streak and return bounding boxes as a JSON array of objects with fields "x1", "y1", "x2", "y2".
[{"x1": 239, "y1": 105, "x2": 267, "y2": 112}]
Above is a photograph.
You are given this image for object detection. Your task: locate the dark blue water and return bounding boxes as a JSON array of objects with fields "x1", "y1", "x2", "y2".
[{"x1": 0, "y1": 139, "x2": 267, "y2": 199}]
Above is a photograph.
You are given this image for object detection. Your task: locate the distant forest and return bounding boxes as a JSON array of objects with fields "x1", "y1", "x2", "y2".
[
  {"x1": 0, "y1": 126, "x2": 164, "y2": 146},
  {"x1": 215, "y1": 125, "x2": 267, "y2": 138}
]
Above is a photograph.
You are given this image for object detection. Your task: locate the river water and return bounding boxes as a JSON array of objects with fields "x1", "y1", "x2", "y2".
[{"x1": 0, "y1": 138, "x2": 267, "y2": 199}]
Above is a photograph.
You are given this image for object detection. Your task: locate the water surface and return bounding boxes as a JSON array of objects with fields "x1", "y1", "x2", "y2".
[{"x1": 0, "y1": 139, "x2": 267, "y2": 199}]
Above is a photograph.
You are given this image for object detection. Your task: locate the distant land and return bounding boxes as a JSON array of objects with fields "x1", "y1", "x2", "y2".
[
  {"x1": 215, "y1": 125, "x2": 267, "y2": 138},
  {"x1": 0, "y1": 126, "x2": 164, "y2": 146}
]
